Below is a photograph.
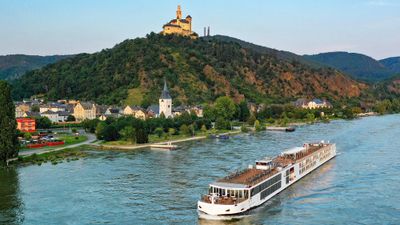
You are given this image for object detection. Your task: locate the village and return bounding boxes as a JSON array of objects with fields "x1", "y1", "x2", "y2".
[
  {"x1": 10, "y1": 5, "x2": 347, "y2": 152},
  {"x1": 15, "y1": 77, "x2": 333, "y2": 129}
]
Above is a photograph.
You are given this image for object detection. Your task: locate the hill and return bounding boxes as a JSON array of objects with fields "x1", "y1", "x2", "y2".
[
  {"x1": 12, "y1": 34, "x2": 366, "y2": 106},
  {"x1": 380, "y1": 57, "x2": 400, "y2": 75},
  {"x1": 208, "y1": 35, "x2": 321, "y2": 68},
  {"x1": 0, "y1": 54, "x2": 72, "y2": 80},
  {"x1": 304, "y1": 52, "x2": 394, "y2": 82},
  {"x1": 371, "y1": 74, "x2": 400, "y2": 99}
]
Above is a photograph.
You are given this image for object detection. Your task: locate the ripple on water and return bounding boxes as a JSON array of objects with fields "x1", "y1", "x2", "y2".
[{"x1": 1, "y1": 115, "x2": 400, "y2": 224}]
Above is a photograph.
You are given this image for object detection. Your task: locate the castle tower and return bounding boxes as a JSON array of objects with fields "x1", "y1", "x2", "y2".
[
  {"x1": 159, "y1": 77, "x2": 172, "y2": 118},
  {"x1": 186, "y1": 15, "x2": 192, "y2": 32},
  {"x1": 176, "y1": 5, "x2": 182, "y2": 19}
]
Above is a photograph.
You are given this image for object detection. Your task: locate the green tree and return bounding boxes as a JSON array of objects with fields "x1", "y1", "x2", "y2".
[
  {"x1": 214, "y1": 96, "x2": 237, "y2": 121},
  {"x1": 0, "y1": 81, "x2": 19, "y2": 164},
  {"x1": 167, "y1": 128, "x2": 176, "y2": 138},
  {"x1": 306, "y1": 113, "x2": 315, "y2": 122},
  {"x1": 120, "y1": 126, "x2": 136, "y2": 143},
  {"x1": 200, "y1": 124, "x2": 207, "y2": 133},
  {"x1": 248, "y1": 114, "x2": 256, "y2": 125},
  {"x1": 351, "y1": 107, "x2": 362, "y2": 115},
  {"x1": 189, "y1": 124, "x2": 195, "y2": 136},
  {"x1": 66, "y1": 115, "x2": 76, "y2": 122},
  {"x1": 254, "y1": 120, "x2": 263, "y2": 131},
  {"x1": 24, "y1": 132, "x2": 32, "y2": 140},
  {"x1": 180, "y1": 124, "x2": 190, "y2": 136},
  {"x1": 375, "y1": 100, "x2": 392, "y2": 115},
  {"x1": 215, "y1": 117, "x2": 231, "y2": 130},
  {"x1": 136, "y1": 129, "x2": 149, "y2": 144},
  {"x1": 82, "y1": 119, "x2": 99, "y2": 133},
  {"x1": 154, "y1": 127, "x2": 164, "y2": 138},
  {"x1": 95, "y1": 122, "x2": 107, "y2": 140},
  {"x1": 203, "y1": 105, "x2": 216, "y2": 121},
  {"x1": 280, "y1": 112, "x2": 289, "y2": 126},
  {"x1": 342, "y1": 108, "x2": 355, "y2": 119},
  {"x1": 71, "y1": 128, "x2": 78, "y2": 133},
  {"x1": 241, "y1": 125, "x2": 249, "y2": 133},
  {"x1": 31, "y1": 105, "x2": 40, "y2": 112},
  {"x1": 238, "y1": 101, "x2": 250, "y2": 122},
  {"x1": 35, "y1": 117, "x2": 52, "y2": 129},
  {"x1": 102, "y1": 125, "x2": 120, "y2": 141}
]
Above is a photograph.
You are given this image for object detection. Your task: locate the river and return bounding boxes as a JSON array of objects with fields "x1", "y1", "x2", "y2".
[{"x1": 1, "y1": 115, "x2": 400, "y2": 224}]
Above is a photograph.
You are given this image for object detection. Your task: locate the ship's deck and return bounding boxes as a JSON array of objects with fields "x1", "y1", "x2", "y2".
[
  {"x1": 218, "y1": 168, "x2": 279, "y2": 187},
  {"x1": 217, "y1": 144, "x2": 331, "y2": 187}
]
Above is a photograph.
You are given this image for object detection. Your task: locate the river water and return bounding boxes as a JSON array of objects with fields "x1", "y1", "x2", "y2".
[{"x1": 1, "y1": 115, "x2": 400, "y2": 225}]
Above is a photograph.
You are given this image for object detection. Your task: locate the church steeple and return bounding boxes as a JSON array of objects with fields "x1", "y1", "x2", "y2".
[
  {"x1": 159, "y1": 77, "x2": 172, "y2": 118},
  {"x1": 160, "y1": 77, "x2": 171, "y2": 99},
  {"x1": 176, "y1": 5, "x2": 182, "y2": 19}
]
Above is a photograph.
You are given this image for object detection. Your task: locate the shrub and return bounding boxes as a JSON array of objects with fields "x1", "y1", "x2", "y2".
[{"x1": 154, "y1": 127, "x2": 164, "y2": 138}]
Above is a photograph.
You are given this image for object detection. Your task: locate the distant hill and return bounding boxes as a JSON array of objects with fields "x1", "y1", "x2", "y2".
[
  {"x1": 0, "y1": 54, "x2": 72, "y2": 80},
  {"x1": 380, "y1": 57, "x2": 400, "y2": 75},
  {"x1": 12, "y1": 34, "x2": 366, "y2": 106},
  {"x1": 372, "y1": 74, "x2": 400, "y2": 99},
  {"x1": 209, "y1": 35, "x2": 321, "y2": 68},
  {"x1": 304, "y1": 52, "x2": 394, "y2": 82}
]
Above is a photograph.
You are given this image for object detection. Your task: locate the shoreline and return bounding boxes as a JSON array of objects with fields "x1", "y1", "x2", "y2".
[
  {"x1": 92, "y1": 130, "x2": 241, "y2": 150},
  {"x1": 6, "y1": 114, "x2": 389, "y2": 166}
]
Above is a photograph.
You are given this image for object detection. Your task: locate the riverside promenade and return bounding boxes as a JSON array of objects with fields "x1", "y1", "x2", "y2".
[
  {"x1": 6, "y1": 133, "x2": 97, "y2": 165},
  {"x1": 92, "y1": 130, "x2": 241, "y2": 150}
]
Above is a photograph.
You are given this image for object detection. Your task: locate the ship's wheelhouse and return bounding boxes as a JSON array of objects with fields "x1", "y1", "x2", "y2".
[
  {"x1": 201, "y1": 183, "x2": 250, "y2": 205},
  {"x1": 208, "y1": 184, "x2": 249, "y2": 200}
]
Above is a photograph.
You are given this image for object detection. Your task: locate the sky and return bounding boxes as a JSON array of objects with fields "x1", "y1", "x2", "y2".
[{"x1": 0, "y1": 0, "x2": 399, "y2": 59}]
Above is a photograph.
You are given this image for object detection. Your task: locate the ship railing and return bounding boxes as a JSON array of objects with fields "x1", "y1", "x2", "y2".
[
  {"x1": 221, "y1": 169, "x2": 249, "y2": 180},
  {"x1": 245, "y1": 170, "x2": 274, "y2": 185},
  {"x1": 201, "y1": 194, "x2": 246, "y2": 205}
]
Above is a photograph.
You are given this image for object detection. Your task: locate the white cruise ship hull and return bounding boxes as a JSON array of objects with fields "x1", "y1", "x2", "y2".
[{"x1": 198, "y1": 143, "x2": 337, "y2": 216}]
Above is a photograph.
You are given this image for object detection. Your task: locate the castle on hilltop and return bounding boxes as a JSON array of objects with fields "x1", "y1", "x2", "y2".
[{"x1": 162, "y1": 5, "x2": 198, "y2": 39}]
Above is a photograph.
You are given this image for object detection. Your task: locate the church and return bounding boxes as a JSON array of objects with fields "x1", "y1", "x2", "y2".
[
  {"x1": 159, "y1": 78, "x2": 172, "y2": 118},
  {"x1": 162, "y1": 5, "x2": 198, "y2": 39}
]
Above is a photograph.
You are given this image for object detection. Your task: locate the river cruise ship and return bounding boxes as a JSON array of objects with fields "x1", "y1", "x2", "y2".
[{"x1": 198, "y1": 141, "x2": 336, "y2": 216}]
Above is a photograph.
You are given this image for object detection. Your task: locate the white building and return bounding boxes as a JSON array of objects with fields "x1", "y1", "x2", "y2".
[
  {"x1": 41, "y1": 110, "x2": 70, "y2": 123},
  {"x1": 39, "y1": 103, "x2": 66, "y2": 113},
  {"x1": 159, "y1": 78, "x2": 172, "y2": 118},
  {"x1": 294, "y1": 98, "x2": 332, "y2": 109}
]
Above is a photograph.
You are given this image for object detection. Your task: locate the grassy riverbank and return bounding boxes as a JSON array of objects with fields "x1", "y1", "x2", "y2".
[
  {"x1": 104, "y1": 129, "x2": 234, "y2": 146},
  {"x1": 13, "y1": 145, "x2": 90, "y2": 166}
]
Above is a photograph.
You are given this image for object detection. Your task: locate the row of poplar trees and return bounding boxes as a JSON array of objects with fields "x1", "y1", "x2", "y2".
[{"x1": 0, "y1": 81, "x2": 19, "y2": 165}]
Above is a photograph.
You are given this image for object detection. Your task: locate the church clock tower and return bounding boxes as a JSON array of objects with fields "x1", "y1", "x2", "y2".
[{"x1": 159, "y1": 77, "x2": 172, "y2": 118}]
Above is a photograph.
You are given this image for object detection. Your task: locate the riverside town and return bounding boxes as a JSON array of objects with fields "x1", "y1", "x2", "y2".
[{"x1": 1, "y1": 2, "x2": 400, "y2": 224}]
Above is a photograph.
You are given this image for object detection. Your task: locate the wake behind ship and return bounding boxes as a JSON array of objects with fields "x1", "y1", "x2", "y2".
[{"x1": 198, "y1": 141, "x2": 336, "y2": 217}]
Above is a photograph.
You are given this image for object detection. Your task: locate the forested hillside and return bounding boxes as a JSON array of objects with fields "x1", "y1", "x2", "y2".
[
  {"x1": 0, "y1": 54, "x2": 72, "y2": 80},
  {"x1": 304, "y1": 52, "x2": 394, "y2": 82},
  {"x1": 12, "y1": 34, "x2": 366, "y2": 106},
  {"x1": 380, "y1": 57, "x2": 400, "y2": 75}
]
